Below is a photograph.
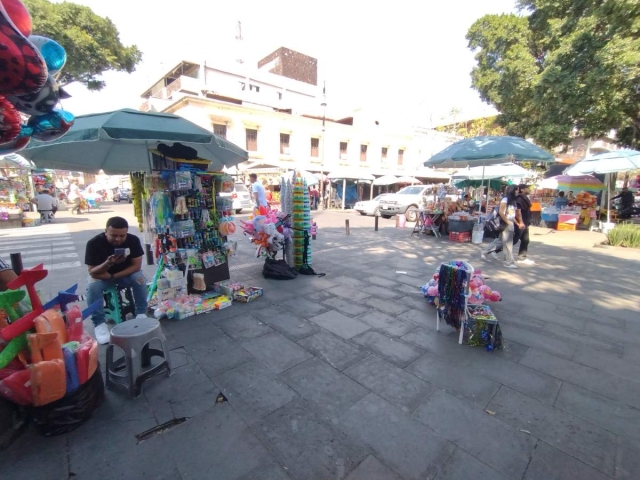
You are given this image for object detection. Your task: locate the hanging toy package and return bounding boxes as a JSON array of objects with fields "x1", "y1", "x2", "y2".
[{"x1": 220, "y1": 174, "x2": 234, "y2": 193}]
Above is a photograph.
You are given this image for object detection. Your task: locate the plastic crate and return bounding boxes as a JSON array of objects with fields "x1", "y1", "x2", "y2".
[
  {"x1": 557, "y1": 222, "x2": 576, "y2": 231},
  {"x1": 448, "y1": 219, "x2": 475, "y2": 233},
  {"x1": 448, "y1": 232, "x2": 471, "y2": 243}
]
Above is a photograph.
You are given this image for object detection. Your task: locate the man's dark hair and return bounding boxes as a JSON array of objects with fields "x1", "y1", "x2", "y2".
[
  {"x1": 558, "y1": 191, "x2": 565, "y2": 197},
  {"x1": 41, "y1": 189, "x2": 50, "y2": 195},
  {"x1": 249, "y1": 173, "x2": 257, "y2": 181},
  {"x1": 106, "y1": 216, "x2": 129, "y2": 230}
]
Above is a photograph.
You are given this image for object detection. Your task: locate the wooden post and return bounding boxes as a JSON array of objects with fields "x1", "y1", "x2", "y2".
[
  {"x1": 345, "y1": 219, "x2": 350, "y2": 235},
  {"x1": 374, "y1": 216, "x2": 379, "y2": 231}
]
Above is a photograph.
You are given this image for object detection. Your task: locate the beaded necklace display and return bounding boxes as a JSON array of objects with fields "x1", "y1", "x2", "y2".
[{"x1": 437, "y1": 262, "x2": 468, "y2": 330}]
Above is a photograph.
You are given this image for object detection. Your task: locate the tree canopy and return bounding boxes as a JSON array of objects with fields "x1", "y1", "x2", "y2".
[
  {"x1": 436, "y1": 112, "x2": 507, "y2": 138},
  {"x1": 23, "y1": 0, "x2": 142, "y2": 90},
  {"x1": 467, "y1": 0, "x2": 640, "y2": 149}
]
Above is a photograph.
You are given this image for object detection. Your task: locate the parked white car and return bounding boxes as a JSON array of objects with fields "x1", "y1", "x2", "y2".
[
  {"x1": 219, "y1": 183, "x2": 253, "y2": 214},
  {"x1": 354, "y1": 194, "x2": 391, "y2": 216}
]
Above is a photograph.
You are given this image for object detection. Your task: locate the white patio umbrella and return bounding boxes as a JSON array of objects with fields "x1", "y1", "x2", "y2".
[
  {"x1": 282, "y1": 170, "x2": 319, "y2": 186},
  {"x1": 565, "y1": 150, "x2": 640, "y2": 223},
  {"x1": 452, "y1": 163, "x2": 529, "y2": 180},
  {"x1": 396, "y1": 176, "x2": 421, "y2": 185},
  {"x1": 373, "y1": 174, "x2": 399, "y2": 186}
]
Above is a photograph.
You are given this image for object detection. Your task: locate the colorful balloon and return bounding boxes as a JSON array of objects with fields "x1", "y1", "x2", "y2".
[
  {"x1": 8, "y1": 74, "x2": 70, "y2": 116},
  {"x1": 0, "y1": 134, "x2": 29, "y2": 155},
  {"x1": 0, "y1": 0, "x2": 31, "y2": 37},
  {"x1": 28, "y1": 35, "x2": 67, "y2": 76},
  {"x1": 24, "y1": 109, "x2": 74, "y2": 142},
  {"x1": 0, "y1": 94, "x2": 21, "y2": 143},
  {"x1": 0, "y1": 1, "x2": 47, "y2": 95}
]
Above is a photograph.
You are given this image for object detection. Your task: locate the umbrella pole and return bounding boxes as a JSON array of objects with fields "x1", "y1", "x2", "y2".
[
  {"x1": 480, "y1": 164, "x2": 487, "y2": 214},
  {"x1": 342, "y1": 179, "x2": 346, "y2": 210},
  {"x1": 607, "y1": 173, "x2": 611, "y2": 224},
  {"x1": 370, "y1": 183, "x2": 373, "y2": 200}
]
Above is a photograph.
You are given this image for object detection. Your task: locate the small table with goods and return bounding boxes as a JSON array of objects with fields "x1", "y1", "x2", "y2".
[{"x1": 409, "y1": 208, "x2": 442, "y2": 237}]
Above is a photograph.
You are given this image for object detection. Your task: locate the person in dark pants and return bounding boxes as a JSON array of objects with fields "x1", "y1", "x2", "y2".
[{"x1": 515, "y1": 184, "x2": 534, "y2": 264}]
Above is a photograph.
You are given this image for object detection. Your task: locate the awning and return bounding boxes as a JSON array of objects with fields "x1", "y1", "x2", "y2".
[{"x1": 373, "y1": 175, "x2": 399, "y2": 186}]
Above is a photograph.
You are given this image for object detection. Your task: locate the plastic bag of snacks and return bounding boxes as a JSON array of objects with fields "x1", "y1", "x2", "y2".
[{"x1": 220, "y1": 175, "x2": 234, "y2": 193}]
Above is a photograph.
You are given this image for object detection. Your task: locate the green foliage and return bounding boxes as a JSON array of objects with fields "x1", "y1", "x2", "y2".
[
  {"x1": 436, "y1": 115, "x2": 507, "y2": 138},
  {"x1": 606, "y1": 223, "x2": 640, "y2": 248},
  {"x1": 23, "y1": 0, "x2": 142, "y2": 90},
  {"x1": 467, "y1": 1, "x2": 640, "y2": 149}
]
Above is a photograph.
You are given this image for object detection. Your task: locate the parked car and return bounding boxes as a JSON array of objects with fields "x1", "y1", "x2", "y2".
[
  {"x1": 378, "y1": 185, "x2": 431, "y2": 221},
  {"x1": 114, "y1": 189, "x2": 132, "y2": 203},
  {"x1": 219, "y1": 182, "x2": 253, "y2": 214},
  {"x1": 354, "y1": 194, "x2": 391, "y2": 216}
]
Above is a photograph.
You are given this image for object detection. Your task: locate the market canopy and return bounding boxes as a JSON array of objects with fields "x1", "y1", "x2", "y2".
[
  {"x1": 538, "y1": 175, "x2": 605, "y2": 192},
  {"x1": 20, "y1": 109, "x2": 248, "y2": 175},
  {"x1": 0, "y1": 154, "x2": 35, "y2": 169},
  {"x1": 373, "y1": 174, "x2": 399, "y2": 186},
  {"x1": 413, "y1": 168, "x2": 451, "y2": 180},
  {"x1": 327, "y1": 169, "x2": 375, "y2": 182},
  {"x1": 425, "y1": 136, "x2": 555, "y2": 168},
  {"x1": 564, "y1": 149, "x2": 640, "y2": 175},
  {"x1": 453, "y1": 178, "x2": 509, "y2": 191},
  {"x1": 452, "y1": 162, "x2": 530, "y2": 180},
  {"x1": 396, "y1": 176, "x2": 421, "y2": 185},
  {"x1": 281, "y1": 169, "x2": 319, "y2": 186}
]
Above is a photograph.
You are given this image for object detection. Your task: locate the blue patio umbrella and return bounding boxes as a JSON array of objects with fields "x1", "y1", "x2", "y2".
[{"x1": 20, "y1": 109, "x2": 248, "y2": 174}]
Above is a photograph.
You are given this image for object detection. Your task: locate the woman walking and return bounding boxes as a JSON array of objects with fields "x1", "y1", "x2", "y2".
[{"x1": 481, "y1": 185, "x2": 521, "y2": 269}]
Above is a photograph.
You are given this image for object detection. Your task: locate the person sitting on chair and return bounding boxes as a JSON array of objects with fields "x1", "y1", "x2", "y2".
[
  {"x1": 85, "y1": 216, "x2": 148, "y2": 344},
  {"x1": 31, "y1": 189, "x2": 58, "y2": 222}
]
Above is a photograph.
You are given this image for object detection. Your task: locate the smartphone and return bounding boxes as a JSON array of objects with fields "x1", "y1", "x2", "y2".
[{"x1": 114, "y1": 248, "x2": 126, "y2": 256}]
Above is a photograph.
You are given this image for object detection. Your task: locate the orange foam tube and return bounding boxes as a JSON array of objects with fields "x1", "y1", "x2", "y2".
[
  {"x1": 28, "y1": 332, "x2": 63, "y2": 363},
  {"x1": 35, "y1": 309, "x2": 67, "y2": 344},
  {"x1": 30, "y1": 359, "x2": 66, "y2": 406}
]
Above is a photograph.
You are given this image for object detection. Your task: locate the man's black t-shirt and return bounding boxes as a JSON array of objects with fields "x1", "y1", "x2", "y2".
[
  {"x1": 516, "y1": 194, "x2": 532, "y2": 227},
  {"x1": 85, "y1": 233, "x2": 144, "y2": 274}
]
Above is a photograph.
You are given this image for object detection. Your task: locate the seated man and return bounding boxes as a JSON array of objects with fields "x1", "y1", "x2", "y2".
[
  {"x1": 85, "y1": 216, "x2": 148, "y2": 344},
  {"x1": 32, "y1": 189, "x2": 58, "y2": 221}
]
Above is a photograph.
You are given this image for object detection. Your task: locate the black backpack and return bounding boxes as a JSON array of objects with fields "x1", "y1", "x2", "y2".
[{"x1": 263, "y1": 258, "x2": 298, "y2": 280}]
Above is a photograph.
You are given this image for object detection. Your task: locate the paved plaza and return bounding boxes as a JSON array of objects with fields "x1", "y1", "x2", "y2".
[{"x1": 1, "y1": 207, "x2": 639, "y2": 480}]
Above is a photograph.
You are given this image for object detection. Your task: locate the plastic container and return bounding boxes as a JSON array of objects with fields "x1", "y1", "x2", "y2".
[
  {"x1": 397, "y1": 214, "x2": 406, "y2": 229},
  {"x1": 448, "y1": 219, "x2": 475, "y2": 233},
  {"x1": 472, "y1": 224, "x2": 484, "y2": 244}
]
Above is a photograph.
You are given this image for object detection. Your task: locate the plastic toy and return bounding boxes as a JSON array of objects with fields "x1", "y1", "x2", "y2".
[
  {"x1": 1, "y1": 0, "x2": 32, "y2": 36},
  {"x1": 30, "y1": 358, "x2": 66, "y2": 406},
  {"x1": 62, "y1": 346, "x2": 79, "y2": 394},
  {"x1": 28, "y1": 331, "x2": 62, "y2": 363}
]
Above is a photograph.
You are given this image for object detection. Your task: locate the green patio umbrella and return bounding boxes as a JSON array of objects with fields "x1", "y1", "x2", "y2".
[{"x1": 20, "y1": 109, "x2": 248, "y2": 174}]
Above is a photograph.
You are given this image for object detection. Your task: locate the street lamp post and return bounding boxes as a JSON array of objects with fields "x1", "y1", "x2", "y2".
[{"x1": 319, "y1": 81, "x2": 327, "y2": 210}]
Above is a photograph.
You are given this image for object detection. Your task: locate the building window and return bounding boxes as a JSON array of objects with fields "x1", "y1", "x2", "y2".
[
  {"x1": 339, "y1": 142, "x2": 348, "y2": 159},
  {"x1": 398, "y1": 149, "x2": 404, "y2": 166},
  {"x1": 280, "y1": 133, "x2": 290, "y2": 154},
  {"x1": 213, "y1": 124, "x2": 227, "y2": 139},
  {"x1": 239, "y1": 81, "x2": 246, "y2": 91},
  {"x1": 246, "y1": 128, "x2": 258, "y2": 151},
  {"x1": 250, "y1": 84, "x2": 260, "y2": 92},
  {"x1": 278, "y1": 92, "x2": 283, "y2": 100},
  {"x1": 360, "y1": 144, "x2": 368, "y2": 162},
  {"x1": 310, "y1": 138, "x2": 319, "y2": 157},
  {"x1": 381, "y1": 147, "x2": 388, "y2": 162}
]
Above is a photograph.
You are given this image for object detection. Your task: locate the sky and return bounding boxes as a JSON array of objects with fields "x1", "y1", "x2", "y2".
[{"x1": 57, "y1": 0, "x2": 517, "y2": 126}]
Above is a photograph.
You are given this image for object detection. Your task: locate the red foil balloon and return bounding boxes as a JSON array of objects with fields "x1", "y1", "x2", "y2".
[
  {"x1": 0, "y1": 0, "x2": 32, "y2": 36},
  {"x1": 0, "y1": 95, "x2": 21, "y2": 143},
  {"x1": 0, "y1": 0, "x2": 47, "y2": 95},
  {"x1": 0, "y1": 135, "x2": 29, "y2": 155}
]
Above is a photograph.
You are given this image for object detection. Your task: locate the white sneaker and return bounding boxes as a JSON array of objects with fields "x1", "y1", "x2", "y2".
[
  {"x1": 504, "y1": 262, "x2": 518, "y2": 269},
  {"x1": 490, "y1": 252, "x2": 499, "y2": 260},
  {"x1": 480, "y1": 253, "x2": 487, "y2": 260},
  {"x1": 517, "y1": 258, "x2": 536, "y2": 265},
  {"x1": 94, "y1": 323, "x2": 111, "y2": 345}
]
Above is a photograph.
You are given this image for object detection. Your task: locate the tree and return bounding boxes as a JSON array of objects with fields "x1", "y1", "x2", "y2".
[
  {"x1": 437, "y1": 115, "x2": 507, "y2": 138},
  {"x1": 23, "y1": 0, "x2": 142, "y2": 90},
  {"x1": 466, "y1": 1, "x2": 640, "y2": 149}
]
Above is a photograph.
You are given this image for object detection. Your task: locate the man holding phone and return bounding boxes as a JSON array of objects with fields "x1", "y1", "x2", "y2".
[{"x1": 85, "y1": 216, "x2": 147, "y2": 344}]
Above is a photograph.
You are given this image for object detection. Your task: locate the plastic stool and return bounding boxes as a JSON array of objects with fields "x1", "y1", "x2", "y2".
[
  {"x1": 105, "y1": 317, "x2": 171, "y2": 398},
  {"x1": 39, "y1": 211, "x2": 53, "y2": 223},
  {"x1": 103, "y1": 286, "x2": 136, "y2": 324}
]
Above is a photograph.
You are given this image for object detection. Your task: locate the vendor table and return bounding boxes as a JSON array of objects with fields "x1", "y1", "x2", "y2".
[{"x1": 409, "y1": 209, "x2": 442, "y2": 237}]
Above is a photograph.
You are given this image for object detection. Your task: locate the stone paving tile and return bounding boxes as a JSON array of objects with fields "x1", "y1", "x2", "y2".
[
  {"x1": 519, "y1": 348, "x2": 640, "y2": 409},
  {"x1": 280, "y1": 357, "x2": 370, "y2": 416},
  {"x1": 368, "y1": 276, "x2": 400, "y2": 288},
  {"x1": 331, "y1": 275, "x2": 368, "y2": 287},
  {"x1": 487, "y1": 387, "x2": 617, "y2": 476},
  {"x1": 359, "y1": 296, "x2": 411, "y2": 316},
  {"x1": 253, "y1": 307, "x2": 321, "y2": 341},
  {"x1": 297, "y1": 330, "x2": 369, "y2": 371},
  {"x1": 544, "y1": 323, "x2": 624, "y2": 357},
  {"x1": 523, "y1": 441, "x2": 611, "y2": 480},
  {"x1": 554, "y1": 383, "x2": 640, "y2": 441},
  {"x1": 344, "y1": 355, "x2": 435, "y2": 413},
  {"x1": 435, "y1": 447, "x2": 509, "y2": 480},
  {"x1": 256, "y1": 398, "x2": 369, "y2": 480},
  {"x1": 242, "y1": 332, "x2": 313, "y2": 374},
  {"x1": 585, "y1": 320, "x2": 640, "y2": 346},
  {"x1": 397, "y1": 294, "x2": 429, "y2": 312},
  {"x1": 522, "y1": 305, "x2": 587, "y2": 331},
  {"x1": 406, "y1": 351, "x2": 501, "y2": 408},
  {"x1": 186, "y1": 332, "x2": 254, "y2": 378},
  {"x1": 213, "y1": 361, "x2": 297, "y2": 425},
  {"x1": 345, "y1": 455, "x2": 401, "y2": 480},
  {"x1": 327, "y1": 285, "x2": 371, "y2": 301},
  {"x1": 309, "y1": 310, "x2": 371, "y2": 339},
  {"x1": 167, "y1": 321, "x2": 228, "y2": 349},
  {"x1": 340, "y1": 393, "x2": 455, "y2": 480},
  {"x1": 616, "y1": 436, "x2": 640, "y2": 480},
  {"x1": 235, "y1": 459, "x2": 292, "y2": 480},
  {"x1": 414, "y1": 390, "x2": 537, "y2": 479},
  {"x1": 399, "y1": 307, "x2": 432, "y2": 328},
  {"x1": 501, "y1": 323, "x2": 577, "y2": 359},
  {"x1": 144, "y1": 360, "x2": 219, "y2": 423},
  {"x1": 362, "y1": 284, "x2": 403, "y2": 300},
  {"x1": 572, "y1": 346, "x2": 640, "y2": 383},
  {"x1": 0, "y1": 428, "x2": 69, "y2": 480},
  {"x1": 217, "y1": 313, "x2": 274, "y2": 341},
  {"x1": 281, "y1": 298, "x2": 329, "y2": 318},
  {"x1": 320, "y1": 297, "x2": 372, "y2": 316},
  {"x1": 351, "y1": 331, "x2": 424, "y2": 368},
  {"x1": 164, "y1": 403, "x2": 275, "y2": 479},
  {"x1": 357, "y1": 310, "x2": 417, "y2": 337},
  {"x1": 306, "y1": 289, "x2": 335, "y2": 303}
]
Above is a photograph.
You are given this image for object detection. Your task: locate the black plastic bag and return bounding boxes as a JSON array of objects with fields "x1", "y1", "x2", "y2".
[
  {"x1": 263, "y1": 258, "x2": 298, "y2": 280},
  {"x1": 31, "y1": 367, "x2": 105, "y2": 437}
]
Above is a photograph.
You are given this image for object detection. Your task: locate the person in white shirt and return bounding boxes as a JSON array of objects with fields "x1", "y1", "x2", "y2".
[
  {"x1": 249, "y1": 173, "x2": 268, "y2": 208},
  {"x1": 68, "y1": 181, "x2": 82, "y2": 214},
  {"x1": 32, "y1": 189, "x2": 58, "y2": 220}
]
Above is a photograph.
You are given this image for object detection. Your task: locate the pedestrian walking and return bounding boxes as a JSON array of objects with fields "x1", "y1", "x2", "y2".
[{"x1": 481, "y1": 185, "x2": 521, "y2": 269}]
